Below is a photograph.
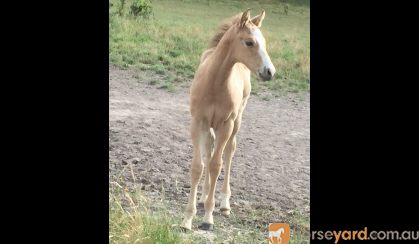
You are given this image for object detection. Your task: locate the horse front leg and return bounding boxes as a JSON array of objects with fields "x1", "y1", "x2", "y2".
[
  {"x1": 220, "y1": 135, "x2": 236, "y2": 216},
  {"x1": 199, "y1": 119, "x2": 234, "y2": 230},
  {"x1": 220, "y1": 112, "x2": 242, "y2": 216}
]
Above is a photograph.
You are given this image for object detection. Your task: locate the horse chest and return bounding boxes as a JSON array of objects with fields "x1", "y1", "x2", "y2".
[{"x1": 205, "y1": 95, "x2": 241, "y2": 127}]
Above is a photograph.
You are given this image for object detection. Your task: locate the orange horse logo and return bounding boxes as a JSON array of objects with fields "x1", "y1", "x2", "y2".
[{"x1": 268, "y1": 223, "x2": 290, "y2": 244}]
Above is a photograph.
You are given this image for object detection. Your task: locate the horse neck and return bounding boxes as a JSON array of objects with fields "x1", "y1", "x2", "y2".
[{"x1": 207, "y1": 30, "x2": 236, "y2": 85}]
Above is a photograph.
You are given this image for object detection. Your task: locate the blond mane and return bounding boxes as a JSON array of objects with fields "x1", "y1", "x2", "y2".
[
  {"x1": 208, "y1": 13, "x2": 242, "y2": 48},
  {"x1": 200, "y1": 13, "x2": 242, "y2": 63}
]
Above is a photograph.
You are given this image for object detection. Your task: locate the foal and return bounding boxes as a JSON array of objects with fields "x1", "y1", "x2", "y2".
[{"x1": 181, "y1": 9, "x2": 276, "y2": 231}]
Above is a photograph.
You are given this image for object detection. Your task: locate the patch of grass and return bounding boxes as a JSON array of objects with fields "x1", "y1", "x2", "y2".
[
  {"x1": 288, "y1": 209, "x2": 310, "y2": 244},
  {"x1": 159, "y1": 79, "x2": 176, "y2": 92},
  {"x1": 262, "y1": 95, "x2": 272, "y2": 101},
  {"x1": 149, "y1": 79, "x2": 158, "y2": 85},
  {"x1": 223, "y1": 229, "x2": 263, "y2": 243},
  {"x1": 151, "y1": 63, "x2": 166, "y2": 75},
  {"x1": 110, "y1": 0, "x2": 310, "y2": 94},
  {"x1": 250, "y1": 77, "x2": 260, "y2": 95},
  {"x1": 133, "y1": 63, "x2": 149, "y2": 71},
  {"x1": 109, "y1": 173, "x2": 215, "y2": 244},
  {"x1": 281, "y1": 43, "x2": 297, "y2": 62},
  {"x1": 109, "y1": 182, "x2": 184, "y2": 244},
  {"x1": 157, "y1": 72, "x2": 176, "y2": 92}
]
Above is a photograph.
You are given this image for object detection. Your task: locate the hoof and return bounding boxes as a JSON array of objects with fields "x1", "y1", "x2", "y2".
[
  {"x1": 220, "y1": 208, "x2": 231, "y2": 216},
  {"x1": 198, "y1": 222, "x2": 214, "y2": 231},
  {"x1": 180, "y1": 221, "x2": 192, "y2": 232},
  {"x1": 179, "y1": 226, "x2": 192, "y2": 233}
]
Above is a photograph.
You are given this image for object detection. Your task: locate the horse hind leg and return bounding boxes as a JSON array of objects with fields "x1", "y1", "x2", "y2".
[
  {"x1": 181, "y1": 119, "x2": 208, "y2": 230},
  {"x1": 198, "y1": 128, "x2": 215, "y2": 205}
]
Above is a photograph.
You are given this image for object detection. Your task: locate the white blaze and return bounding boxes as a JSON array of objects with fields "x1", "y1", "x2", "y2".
[{"x1": 252, "y1": 29, "x2": 275, "y2": 74}]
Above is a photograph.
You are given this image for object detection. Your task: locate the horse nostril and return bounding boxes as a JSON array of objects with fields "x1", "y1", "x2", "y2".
[{"x1": 267, "y1": 68, "x2": 272, "y2": 77}]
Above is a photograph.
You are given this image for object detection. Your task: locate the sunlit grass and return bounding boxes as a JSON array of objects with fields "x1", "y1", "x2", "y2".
[{"x1": 110, "y1": 0, "x2": 309, "y2": 93}]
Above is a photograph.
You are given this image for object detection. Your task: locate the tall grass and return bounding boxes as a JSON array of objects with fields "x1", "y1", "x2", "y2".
[
  {"x1": 109, "y1": 181, "x2": 185, "y2": 244},
  {"x1": 109, "y1": 0, "x2": 310, "y2": 93}
]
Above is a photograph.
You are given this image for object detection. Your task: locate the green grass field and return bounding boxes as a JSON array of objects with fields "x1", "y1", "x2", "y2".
[{"x1": 109, "y1": 0, "x2": 310, "y2": 94}]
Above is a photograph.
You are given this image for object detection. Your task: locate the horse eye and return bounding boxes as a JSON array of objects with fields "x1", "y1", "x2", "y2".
[{"x1": 245, "y1": 41, "x2": 254, "y2": 47}]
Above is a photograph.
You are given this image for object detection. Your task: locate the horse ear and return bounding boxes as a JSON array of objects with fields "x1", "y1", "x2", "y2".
[
  {"x1": 251, "y1": 10, "x2": 265, "y2": 27},
  {"x1": 239, "y1": 9, "x2": 251, "y2": 28}
]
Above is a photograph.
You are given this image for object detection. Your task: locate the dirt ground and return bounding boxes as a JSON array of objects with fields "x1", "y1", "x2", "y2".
[{"x1": 109, "y1": 65, "x2": 310, "y2": 241}]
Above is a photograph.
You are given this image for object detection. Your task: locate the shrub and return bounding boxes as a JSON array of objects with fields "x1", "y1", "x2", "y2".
[{"x1": 129, "y1": 0, "x2": 153, "y2": 18}]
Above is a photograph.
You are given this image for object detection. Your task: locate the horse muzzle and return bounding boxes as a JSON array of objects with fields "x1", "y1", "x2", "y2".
[{"x1": 259, "y1": 66, "x2": 275, "y2": 81}]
